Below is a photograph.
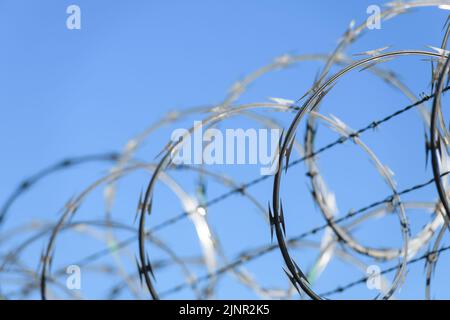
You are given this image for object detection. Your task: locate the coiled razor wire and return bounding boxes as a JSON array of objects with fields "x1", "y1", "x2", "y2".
[{"x1": 2, "y1": 0, "x2": 450, "y2": 300}]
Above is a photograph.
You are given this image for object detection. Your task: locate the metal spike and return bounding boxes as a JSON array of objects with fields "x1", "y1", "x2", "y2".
[
  {"x1": 147, "y1": 196, "x2": 153, "y2": 216},
  {"x1": 137, "y1": 190, "x2": 143, "y2": 212},
  {"x1": 134, "y1": 190, "x2": 143, "y2": 223},
  {"x1": 135, "y1": 256, "x2": 143, "y2": 286},
  {"x1": 292, "y1": 259, "x2": 309, "y2": 284},
  {"x1": 359, "y1": 58, "x2": 393, "y2": 72},
  {"x1": 442, "y1": 15, "x2": 450, "y2": 31},
  {"x1": 353, "y1": 46, "x2": 391, "y2": 57},
  {"x1": 280, "y1": 199, "x2": 286, "y2": 236},
  {"x1": 19, "y1": 180, "x2": 30, "y2": 190},
  {"x1": 431, "y1": 60, "x2": 436, "y2": 94},
  {"x1": 48, "y1": 253, "x2": 54, "y2": 273},
  {"x1": 425, "y1": 132, "x2": 430, "y2": 169},
  {"x1": 154, "y1": 141, "x2": 173, "y2": 161},
  {"x1": 298, "y1": 88, "x2": 314, "y2": 102},
  {"x1": 313, "y1": 68, "x2": 321, "y2": 85},
  {"x1": 268, "y1": 202, "x2": 274, "y2": 242},
  {"x1": 38, "y1": 249, "x2": 45, "y2": 270},
  {"x1": 312, "y1": 123, "x2": 318, "y2": 136},
  {"x1": 306, "y1": 171, "x2": 316, "y2": 178},
  {"x1": 269, "y1": 97, "x2": 294, "y2": 106},
  {"x1": 145, "y1": 253, "x2": 156, "y2": 280},
  {"x1": 437, "y1": 135, "x2": 443, "y2": 159},
  {"x1": 427, "y1": 45, "x2": 450, "y2": 57},
  {"x1": 278, "y1": 129, "x2": 285, "y2": 149},
  {"x1": 285, "y1": 134, "x2": 296, "y2": 174},
  {"x1": 320, "y1": 82, "x2": 337, "y2": 98},
  {"x1": 283, "y1": 267, "x2": 300, "y2": 293}
]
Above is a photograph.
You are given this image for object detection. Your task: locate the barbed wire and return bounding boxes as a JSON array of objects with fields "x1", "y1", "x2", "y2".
[
  {"x1": 159, "y1": 169, "x2": 450, "y2": 297},
  {"x1": 5, "y1": 85, "x2": 442, "y2": 277},
  {"x1": 2, "y1": 0, "x2": 450, "y2": 300}
]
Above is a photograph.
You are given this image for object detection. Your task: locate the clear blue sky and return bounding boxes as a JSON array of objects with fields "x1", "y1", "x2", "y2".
[{"x1": 1, "y1": 1, "x2": 449, "y2": 299}]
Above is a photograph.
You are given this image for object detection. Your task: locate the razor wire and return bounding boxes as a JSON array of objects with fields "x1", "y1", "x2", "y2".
[{"x1": 2, "y1": 0, "x2": 450, "y2": 300}]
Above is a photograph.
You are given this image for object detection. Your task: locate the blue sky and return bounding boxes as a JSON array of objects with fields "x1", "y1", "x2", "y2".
[{"x1": 1, "y1": 1, "x2": 450, "y2": 299}]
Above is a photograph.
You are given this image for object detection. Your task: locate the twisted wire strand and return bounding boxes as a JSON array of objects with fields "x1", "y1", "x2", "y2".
[{"x1": 3, "y1": 1, "x2": 450, "y2": 299}]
